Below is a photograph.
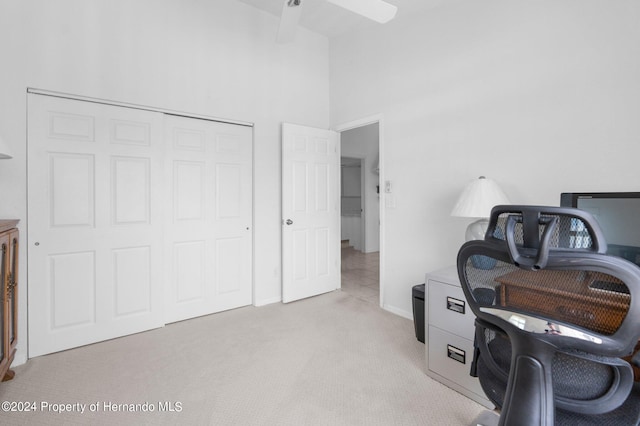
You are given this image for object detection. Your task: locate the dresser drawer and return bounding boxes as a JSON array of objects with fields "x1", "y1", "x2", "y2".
[
  {"x1": 428, "y1": 279, "x2": 475, "y2": 340},
  {"x1": 428, "y1": 325, "x2": 485, "y2": 398}
]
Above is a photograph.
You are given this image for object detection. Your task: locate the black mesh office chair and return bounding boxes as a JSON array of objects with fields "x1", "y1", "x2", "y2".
[{"x1": 457, "y1": 205, "x2": 640, "y2": 425}]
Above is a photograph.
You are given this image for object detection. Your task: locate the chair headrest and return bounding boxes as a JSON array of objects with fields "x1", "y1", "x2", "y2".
[{"x1": 486, "y1": 205, "x2": 607, "y2": 270}]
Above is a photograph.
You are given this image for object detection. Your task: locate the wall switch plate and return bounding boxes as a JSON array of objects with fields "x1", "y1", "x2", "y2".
[{"x1": 385, "y1": 180, "x2": 392, "y2": 193}]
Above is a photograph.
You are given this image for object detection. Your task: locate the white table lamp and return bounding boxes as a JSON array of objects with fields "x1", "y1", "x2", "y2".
[{"x1": 451, "y1": 176, "x2": 510, "y2": 241}]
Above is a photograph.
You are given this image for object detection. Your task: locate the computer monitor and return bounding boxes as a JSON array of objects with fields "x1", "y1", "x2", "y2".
[{"x1": 561, "y1": 192, "x2": 640, "y2": 266}]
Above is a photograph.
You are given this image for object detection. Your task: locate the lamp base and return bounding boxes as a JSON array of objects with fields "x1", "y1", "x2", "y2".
[
  {"x1": 465, "y1": 218, "x2": 489, "y2": 241},
  {"x1": 466, "y1": 218, "x2": 497, "y2": 270}
]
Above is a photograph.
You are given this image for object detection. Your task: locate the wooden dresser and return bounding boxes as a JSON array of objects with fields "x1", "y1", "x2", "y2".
[{"x1": 0, "y1": 220, "x2": 19, "y2": 382}]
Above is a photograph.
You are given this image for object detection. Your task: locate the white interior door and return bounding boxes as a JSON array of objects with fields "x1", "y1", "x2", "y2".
[
  {"x1": 164, "y1": 114, "x2": 253, "y2": 323},
  {"x1": 27, "y1": 94, "x2": 165, "y2": 357},
  {"x1": 282, "y1": 123, "x2": 340, "y2": 303}
]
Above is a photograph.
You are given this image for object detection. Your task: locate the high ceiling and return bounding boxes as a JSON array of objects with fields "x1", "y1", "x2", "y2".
[{"x1": 235, "y1": 0, "x2": 446, "y2": 39}]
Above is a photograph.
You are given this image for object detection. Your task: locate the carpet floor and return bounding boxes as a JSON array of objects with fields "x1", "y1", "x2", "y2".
[{"x1": 0, "y1": 290, "x2": 485, "y2": 425}]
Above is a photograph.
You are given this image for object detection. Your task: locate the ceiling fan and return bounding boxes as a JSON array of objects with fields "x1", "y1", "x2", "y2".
[{"x1": 277, "y1": 0, "x2": 398, "y2": 43}]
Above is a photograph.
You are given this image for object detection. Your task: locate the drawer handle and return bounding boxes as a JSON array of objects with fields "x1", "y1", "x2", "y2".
[
  {"x1": 447, "y1": 296, "x2": 465, "y2": 314},
  {"x1": 447, "y1": 345, "x2": 466, "y2": 364}
]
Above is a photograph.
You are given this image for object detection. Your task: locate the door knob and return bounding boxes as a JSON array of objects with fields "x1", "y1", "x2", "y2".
[{"x1": 285, "y1": 219, "x2": 293, "y2": 225}]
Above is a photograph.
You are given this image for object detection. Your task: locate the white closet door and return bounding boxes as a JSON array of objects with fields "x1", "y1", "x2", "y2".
[
  {"x1": 28, "y1": 94, "x2": 165, "y2": 357},
  {"x1": 164, "y1": 115, "x2": 253, "y2": 323}
]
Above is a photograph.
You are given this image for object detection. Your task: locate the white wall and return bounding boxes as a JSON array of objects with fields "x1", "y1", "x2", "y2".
[
  {"x1": 330, "y1": 0, "x2": 640, "y2": 318},
  {"x1": 341, "y1": 124, "x2": 380, "y2": 253},
  {"x1": 0, "y1": 0, "x2": 330, "y2": 365}
]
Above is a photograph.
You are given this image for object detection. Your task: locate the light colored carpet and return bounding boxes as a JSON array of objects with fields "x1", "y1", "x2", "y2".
[{"x1": 0, "y1": 290, "x2": 485, "y2": 425}]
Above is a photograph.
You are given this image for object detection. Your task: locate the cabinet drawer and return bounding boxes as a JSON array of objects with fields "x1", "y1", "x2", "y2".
[
  {"x1": 428, "y1": 325, "x2": 485, "y2": 398},
  {"x1": 428, "y1": 279, "x2": 475, "y2": 340}
]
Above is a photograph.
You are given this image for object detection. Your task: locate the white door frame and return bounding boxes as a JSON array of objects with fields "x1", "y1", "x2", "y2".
[
  {"x1": 334, "y1": 114, "x2": 384, "y2": 308},
  {"x1": 27, "y1": 88, "x2": 253, "y2": 127}
]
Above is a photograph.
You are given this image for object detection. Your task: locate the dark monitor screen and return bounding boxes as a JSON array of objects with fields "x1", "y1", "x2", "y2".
[{"x1": 561, "y1": 192, "x2": 640, "y2": 266}]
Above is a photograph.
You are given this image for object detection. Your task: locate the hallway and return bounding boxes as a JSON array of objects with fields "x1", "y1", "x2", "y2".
[{"x1": 341, "y1": 241, "x2": 379, "y2": 304}]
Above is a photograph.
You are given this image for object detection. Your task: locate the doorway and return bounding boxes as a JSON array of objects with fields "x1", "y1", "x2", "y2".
[{"x1": 338, "y1": 120, "x2": 381, "y2": 305}]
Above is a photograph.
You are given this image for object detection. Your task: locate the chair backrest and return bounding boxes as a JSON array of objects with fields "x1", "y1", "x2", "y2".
[{"x1": 457, "y1": 205, "x2": 640, "y2": 425}]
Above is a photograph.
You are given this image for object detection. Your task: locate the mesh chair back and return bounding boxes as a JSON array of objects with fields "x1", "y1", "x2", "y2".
[
  {"x1": 457, "y1": 206, "x2": 640, "y2": 425},
  {"x1": 459, "y1": 206, "x2": 640, "y2": 353}
]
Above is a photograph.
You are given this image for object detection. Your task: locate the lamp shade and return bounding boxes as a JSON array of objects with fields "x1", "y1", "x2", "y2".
[
  {"x1": 451, "y1": 176, "x2": 510, "y2": 218},
  {"x1": 0, "y1": 135, "x2": 13, "y2": 159}
]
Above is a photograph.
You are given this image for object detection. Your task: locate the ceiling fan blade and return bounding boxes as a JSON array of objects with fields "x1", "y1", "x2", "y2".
[
  {"x1": 326, "y1": 0, "x2": 398, "y2": 24},
  {"x1": 277, "y1": 0, "x2": 304, "y2": 43}
]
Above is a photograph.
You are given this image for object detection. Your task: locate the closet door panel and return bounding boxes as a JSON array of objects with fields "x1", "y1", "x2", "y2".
[
  {"x1": 164, "y1": 115, "x2": 252, "y2": 323},
  {"x1": 28, "y1": 94, "x2": 164, "y2": 357}
]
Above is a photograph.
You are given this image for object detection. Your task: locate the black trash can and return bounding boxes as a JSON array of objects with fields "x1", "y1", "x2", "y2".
[{"x1": 412, "y1": 283, "x2": 425, "y2": 343}]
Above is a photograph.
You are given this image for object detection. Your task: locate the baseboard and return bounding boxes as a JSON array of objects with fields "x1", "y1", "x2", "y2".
[
  {"x1": 254, "y1": 296, "x2": 282, "y2": 307},
  {"x1": 382, "y1": 304, "x2": 413, "y2": 320}
]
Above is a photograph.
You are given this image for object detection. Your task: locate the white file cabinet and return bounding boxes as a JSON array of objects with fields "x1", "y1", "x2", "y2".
[{"x1": 425, "y1": 266, "x2": 493, "y2": 408}]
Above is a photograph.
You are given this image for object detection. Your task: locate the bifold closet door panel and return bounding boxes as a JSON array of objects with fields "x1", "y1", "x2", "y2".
[
  {"x1": 163, "y1": 114, "x2": 253, "y2": 324},
  {"x1": 27, "y1": 94, "x2": 165, "y2": 357}
]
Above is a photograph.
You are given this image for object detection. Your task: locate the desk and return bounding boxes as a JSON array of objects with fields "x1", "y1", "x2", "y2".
[{"x1": 495, "y1": 269, "x2": 630, "y2": 335}]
